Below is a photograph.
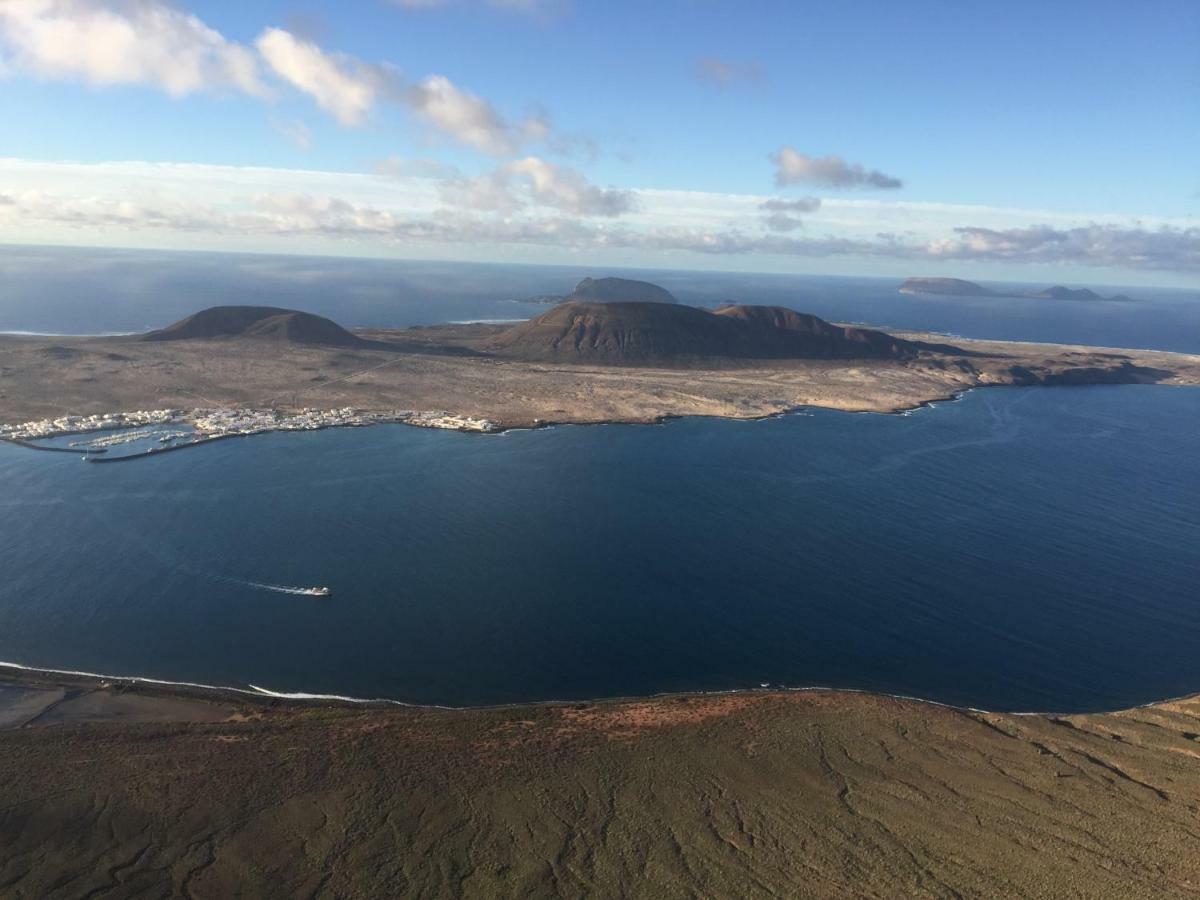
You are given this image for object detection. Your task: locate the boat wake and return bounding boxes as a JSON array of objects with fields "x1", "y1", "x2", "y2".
[{"x1": 226, "y1": 579, "x2": 330, "y2": 597}]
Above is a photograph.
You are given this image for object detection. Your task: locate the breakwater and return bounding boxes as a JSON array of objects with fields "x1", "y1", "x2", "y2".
[
  {"x1": 1, "y1": 438, "x2": 106, "y2": 455},
  {"x1": 83, "y1": 434, "x2": 231, "y2": 463}
]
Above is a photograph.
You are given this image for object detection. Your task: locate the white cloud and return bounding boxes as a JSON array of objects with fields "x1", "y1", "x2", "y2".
[
  {"x1": 772, "y1": 147, "x2": 902, "y2": 190},
  {"x1": 0, "y1": 0, "x2": 267, "y2": 97},
  {"x1": 252, "y1": 29, "x2": 551, "y2": 155},
  {"x1": 256, "y1": 28, "x2": 380, "y2": 126},
  {"x1": 407, "y1": 74, "x2": 540, "y2": 156},
  {"x1": 0, "y1": 7, "x2": 560, "y2": 156}
]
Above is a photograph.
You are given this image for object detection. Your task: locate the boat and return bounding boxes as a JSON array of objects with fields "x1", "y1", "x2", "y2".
[{"x1": 305, "y1": 587, "x2": 332, "y2": 597}]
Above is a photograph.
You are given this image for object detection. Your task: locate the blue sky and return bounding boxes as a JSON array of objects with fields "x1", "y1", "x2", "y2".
[{"x1": 0, "y1": 0, "x2": 1196, "y2": 284}]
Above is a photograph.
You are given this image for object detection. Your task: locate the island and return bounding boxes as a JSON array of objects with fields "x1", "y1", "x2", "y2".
[
  {"x1": 3, "y1": 281, "x2": 1200, "y2": 896},
  {"x1": 2, "y1": 286, "x2": 1198, "y2": 456},
  {"x1": 1026, "y1": 285, "x2": 1135, "y2": 302},
  {"x1": 900, "y1": 276, "x2": 1136, "y2": 302},
  {"x1": 512, "y1": 274, "x2": 680, "y2": 305},
  {"x1": 1, "y1": 665, "x2": 1198, "y2": 897},
  {"x1": 898, "y1": 276, "x2": 996, "y2": 297}
]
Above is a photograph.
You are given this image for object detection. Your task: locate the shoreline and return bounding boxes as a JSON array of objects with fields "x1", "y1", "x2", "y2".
[
  {"x1": 3, "y1": 656, "x2": 1197, "y2": 722},
  {"x1": 2, "y1": 327, "x2": 1198, "y2": 446},
  {"x1": 0, "y1": 381, "x2": 1167, "y2": 464}
]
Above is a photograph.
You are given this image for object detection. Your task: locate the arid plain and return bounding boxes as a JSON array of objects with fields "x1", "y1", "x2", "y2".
[{"x1": 2, "y1": 321, "x2": 1198, "y2": 430}]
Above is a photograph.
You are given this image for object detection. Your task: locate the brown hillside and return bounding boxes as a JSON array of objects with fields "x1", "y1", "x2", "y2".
[
  {"x1": 141, "y1": 306, "x2": 368, "y2": 348},
  {"x1": 490, "y1": 301, "x2": 916, "y2": 364}
]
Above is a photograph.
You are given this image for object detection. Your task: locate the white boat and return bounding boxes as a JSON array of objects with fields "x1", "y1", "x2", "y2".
[{"x1": 305, "y1": 587, "x2": 332, "y2": 597}]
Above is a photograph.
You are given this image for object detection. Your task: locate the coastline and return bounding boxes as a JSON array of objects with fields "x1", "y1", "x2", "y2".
[
  {"x1": 2, "y1": 328, "x2": 1199, "y2": 446},
  {"x1": 0, "y1": 379, "x2": 1175, "y2": 463},
  {"x1": 6, "y1": 649, "x2": 1200, "y2": 897},
  {"x1": 4, "y1": 656, "x2": 1197, "y2": 722}
]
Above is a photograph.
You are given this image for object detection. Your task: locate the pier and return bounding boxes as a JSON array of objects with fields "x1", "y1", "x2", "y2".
[{"x1": 2, "y1": 438, "x2": 107, "y2": 455}]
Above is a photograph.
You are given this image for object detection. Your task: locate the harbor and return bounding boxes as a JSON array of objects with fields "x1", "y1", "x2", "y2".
[{"x1": 1, "y1": 406, "x2": 501, "y2": 461}]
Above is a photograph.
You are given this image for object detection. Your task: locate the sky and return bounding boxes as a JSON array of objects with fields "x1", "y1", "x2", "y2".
[{"x1": 0, "y1": 0, "x2": 1196, "y2": 286}]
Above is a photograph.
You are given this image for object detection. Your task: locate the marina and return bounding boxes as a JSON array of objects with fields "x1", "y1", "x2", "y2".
[{"x1": 1, "y1": 406, "x2": 501, "y2": 461}]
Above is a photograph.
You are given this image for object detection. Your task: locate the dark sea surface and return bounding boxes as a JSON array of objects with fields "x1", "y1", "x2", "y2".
[
  {"x1": 2, "y1": 244, "x2": 1199, "y2": 352},
  {"x1": 2, "y1": 386, "x2": 1198, "y2": 713}
]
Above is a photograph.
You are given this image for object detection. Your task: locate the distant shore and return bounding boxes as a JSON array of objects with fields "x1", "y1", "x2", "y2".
[{"x1": 2, "y1": 327, "x2": 1199, "y2": 444}]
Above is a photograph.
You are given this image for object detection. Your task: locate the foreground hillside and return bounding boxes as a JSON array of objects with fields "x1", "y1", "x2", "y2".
[{"x1": 2, "y1": 673, "x2": 1199, "y2": 898}]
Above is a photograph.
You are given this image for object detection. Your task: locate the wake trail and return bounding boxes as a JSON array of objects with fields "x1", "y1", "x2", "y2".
[
  {"x1": 76, "y1": 505, "x2": 324, "y2": 597},
  {"x1": 230, "y1": 579, "x2": 325, "y2": 596}
]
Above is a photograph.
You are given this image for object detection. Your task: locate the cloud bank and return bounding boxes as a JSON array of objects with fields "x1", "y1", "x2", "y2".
[
  {"x1": 440, "y1": 157, "x2": 634, "y2": 216},
  {"x1": 929, "y1": 225, "x2": 1200, "y2": 271},
  {"x1": 4, "y1": 162, "x2": 1195, "y2": 273}
]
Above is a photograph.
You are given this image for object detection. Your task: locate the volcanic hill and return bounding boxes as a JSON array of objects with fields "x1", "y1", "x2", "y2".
[
  {"x1": 489, "y1": 300, "x2": 918, "y2": 364},
  {"x1": 141, "y1": 306, "x2": 369, "y2": 348}
]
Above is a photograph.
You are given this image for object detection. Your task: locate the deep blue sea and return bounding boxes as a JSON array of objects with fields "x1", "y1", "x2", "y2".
[{"x1": 2, "y1": 386, "x2": 1198, "y2": 713}]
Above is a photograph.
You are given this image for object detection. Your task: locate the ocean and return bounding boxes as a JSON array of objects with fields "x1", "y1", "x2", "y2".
[
  {"x1": 2, "y1": 386, "x2": 1198, "y2": 713},
  {"x1": 1, "y1": 244, "x2": 1199, "y2": 353}
]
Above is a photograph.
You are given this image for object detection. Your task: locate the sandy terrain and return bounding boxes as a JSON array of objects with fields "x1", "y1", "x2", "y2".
[
  {"x1": 2, "y1": 669, "x2": 1199, "y2": 898},
  {"x1": 1, "y1": 325, "x2": 1199, "y2": 429}
]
